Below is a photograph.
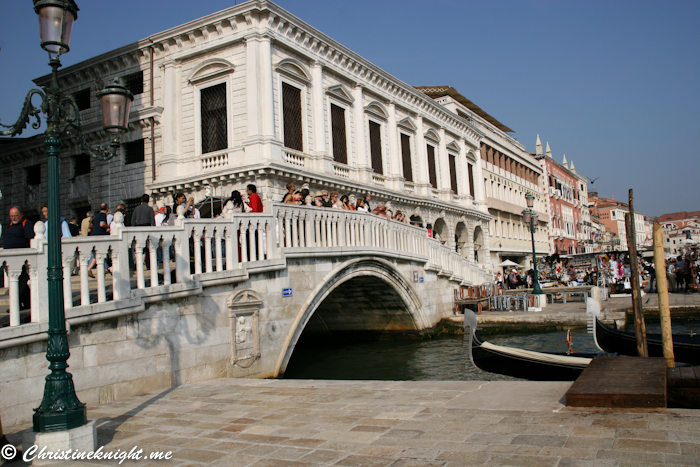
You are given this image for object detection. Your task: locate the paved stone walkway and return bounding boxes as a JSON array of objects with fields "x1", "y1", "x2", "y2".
[{"x1": 5, "y1": 378, "x2": 700, "y2": 466}]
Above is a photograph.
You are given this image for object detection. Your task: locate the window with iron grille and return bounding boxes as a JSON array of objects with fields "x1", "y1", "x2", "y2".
[
  {"x1": 123, "y1": 197, "x2": 142, "y2": 227},
  {"x1": 73, "y1": 88, "x2": 90, "y2": 111},
  {"x1": 468, "y1": 163, "x2": 475, "y2": 197},
  {"x1": 368, "y1": 120, "x2": 383, "y2": 175},
  {"x1": 124, "y1": 139, "x2": 145, "y2": 165},
  {"x1": 74, "y1": 153, "x2": 91, "y2": 177},
  {"x1": 124, "y1": 71, "x2": 144, "y2": 95},
  {"x1": 401, "y1": 133, "x2": 413, "y2": 182},
  {"x1": 201, "y1": 83, "x2": 228, "y2": 154},
  {"x1": 26, "y1": 164, "x2": 41, "y2": 186},
  {"x1": 449, "y1": 154, "x2": 458, "y2": 194},
  {"x1": 330, "y1": 103, "x2": 347, "y2": 164},
  {"x1": 282, "y1": 82, "x2": 303, "y2": 151},
  {"x1": 426, "y1": 144, "x2": 437, "y2": 188}
]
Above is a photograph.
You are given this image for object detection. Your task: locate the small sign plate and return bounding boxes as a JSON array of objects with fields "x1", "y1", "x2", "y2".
[
  {"x1": 419, "y1": 277, "x2": 424, "y2": 283},
  {"x1": 282, "y1": 288, "x2": 293, "y2": 297}
]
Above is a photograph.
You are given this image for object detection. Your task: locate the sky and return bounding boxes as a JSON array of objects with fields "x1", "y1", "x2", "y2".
[{"x1": 1, "y1": 0, "x2": 698, "y2": 217}]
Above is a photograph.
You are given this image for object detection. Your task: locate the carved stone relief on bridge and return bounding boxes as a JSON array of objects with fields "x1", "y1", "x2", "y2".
[{"x1": 227, "y1": 289, "x2": 263, "y2": 368}]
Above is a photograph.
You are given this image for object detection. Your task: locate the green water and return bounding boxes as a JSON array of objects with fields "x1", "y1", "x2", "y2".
[{"x1": 283, "y1": 327, "x2": 598, "y2": 381}]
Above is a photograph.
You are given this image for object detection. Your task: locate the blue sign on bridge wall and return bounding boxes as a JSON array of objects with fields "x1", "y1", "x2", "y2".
[{"x1": 282, "y1": 288, "x2": 293, "y2": 297}]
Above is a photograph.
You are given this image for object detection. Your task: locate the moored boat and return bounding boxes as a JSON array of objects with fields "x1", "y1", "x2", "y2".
[
  {"x1": 464, "y1": 310, "x2": 594, "y2": 381},
  {"x1": 593, "y1": 316, "x2": 700, "y2": 365}
]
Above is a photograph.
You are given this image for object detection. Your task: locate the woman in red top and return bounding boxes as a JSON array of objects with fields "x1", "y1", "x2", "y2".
[{"x1": 247, "y1": 184, "x2": 263, "y2": 213}]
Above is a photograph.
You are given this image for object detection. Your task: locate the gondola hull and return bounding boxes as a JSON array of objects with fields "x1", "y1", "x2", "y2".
[
  {"x1": 470, "y1": 333, "x2": 593, "y2": 381},
  {"x1": 595, "y1": 318, "x2": 700, "y2": 364}
]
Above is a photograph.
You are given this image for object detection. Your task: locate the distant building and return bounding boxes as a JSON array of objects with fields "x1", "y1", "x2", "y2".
[
  {"x1": 658, "y1": 211, "x2": 700, "y2": 255},
  {"x1": 417, "y1": 88, "x2": 548, "y2": 270},
  {"x1": 589, "y1": 194, "x2": 646, "y2": 251},
  {"x1": 533, "y1": 138, "x2": 591, "y2": 255}
]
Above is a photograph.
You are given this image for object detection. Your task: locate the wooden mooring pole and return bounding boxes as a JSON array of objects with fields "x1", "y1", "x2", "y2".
[
  {"x1": 653, "y1": 221, "x2": 675, "y2": 367},
  {"x1": 625, "y1": 189, "x2": 648, "y2": 357}
]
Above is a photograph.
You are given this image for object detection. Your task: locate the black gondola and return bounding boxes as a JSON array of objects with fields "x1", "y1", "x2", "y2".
[
  {"x1": 464, "y1": 310, "x2": 594, "y2": 381},
  {"x1": 593, "y1": 316, "x2": 700, "y2": 364}
]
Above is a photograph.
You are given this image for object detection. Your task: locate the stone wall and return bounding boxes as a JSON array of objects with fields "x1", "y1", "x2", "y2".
[{"x1": 0, "y1": 255, "x2": 458, "y2": 428}]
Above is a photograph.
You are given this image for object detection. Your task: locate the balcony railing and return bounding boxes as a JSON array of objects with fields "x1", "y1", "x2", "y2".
[{"x1": 0, "y1": 204, "x2": 493, "y2": 343}]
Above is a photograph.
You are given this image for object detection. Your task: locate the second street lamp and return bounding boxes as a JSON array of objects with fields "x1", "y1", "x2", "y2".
[
  {"x1": 523, "y1": 193, "x2": 544, "y2": 296},
  {"x1": 1, "y1": 0, "x2": 132, "y2": 433}
]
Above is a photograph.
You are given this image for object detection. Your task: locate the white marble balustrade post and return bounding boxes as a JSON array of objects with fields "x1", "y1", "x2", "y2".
[
  {"x1": 298, "y1": 211, "x2": 306, "y2": 248},
  {"x1": 215, "y1": 228, "x2": 223, "y2": 272},
  {"x1": 257, "y1": 220, "x2": 265, "y2": 261},
  {"x1": 291, "y1": 211, "x2": 299, "y2": 248},
  {"x1": 240, "y1": 220, "x2": 249, "y2": 264},
  {"x1": 266, "y1": 219, "x2": 276, "y2": 259},
  {"x1": 162, "y1": 239, "x2": 172, "y2": 285},
  {"x1": 249, "y1": 221, "x2": 258, "y2": 262},
  {"x1": 134, "y1": 240, "x2": 146, "y2": 289},
  {"x1": 203, "y1": 229, "x2": 213, "y2": 273},
  {"x1": 7, "y1": 270, "x2": 20, "y2": 327},
  {"x1": 225, "y1": 226, "x2": 235, "y2": 270},
  {"x1": 149, "y1": 236, "x2": 159, "y2": 287},
  {"x1": 314, "y1": 212, "x2": 322, "y2": 247},
  {"x1": 95, "y1": 252, "x2": 107, "y2": 303},
  {"x1": 193, "y1": 229, "x2": 203, "y2": 275},
  {"x1": 79, "y1": 251, "x2": 91, "y2": 305},
  {"x1": 62, "y1": 251, "x2": 73, "y2": 310},
  {"x1": 284, "y1": 210, "x2": 292, "y2": 249},
  {"x1": 331, "y1": 213, "x2": 338, "y2": 247}
]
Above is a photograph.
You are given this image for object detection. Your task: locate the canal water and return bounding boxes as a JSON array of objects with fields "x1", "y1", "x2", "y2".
[{"x1": 283, "y1": 318, "x2": 700, "y2": 381}]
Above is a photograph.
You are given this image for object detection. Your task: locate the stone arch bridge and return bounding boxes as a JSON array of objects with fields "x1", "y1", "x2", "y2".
[{"x1": 0, "y1": 204, "x2": 492, "y2": 426}]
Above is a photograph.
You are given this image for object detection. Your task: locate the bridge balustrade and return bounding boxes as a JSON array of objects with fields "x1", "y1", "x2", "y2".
[{"x1": 0, "y1": 206, "x2": 492, "y2": 341}]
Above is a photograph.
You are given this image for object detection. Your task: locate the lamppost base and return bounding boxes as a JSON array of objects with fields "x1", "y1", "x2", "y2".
[
  {"x1": 32, "y1": 407, "x2": 86, "y2": 433},
  {"x1": 532, "y1": 293, "x2": 547, "y2": 309},
  {"x1": 23, "y1": 420, "x2": 96, "y2": 465}
]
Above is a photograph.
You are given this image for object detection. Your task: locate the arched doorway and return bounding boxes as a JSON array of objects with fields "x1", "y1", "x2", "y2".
[
  {"x1": 473, "y1": 226, "x2": 484, "y2": 263},
  {"x1": 433, "y1": 218, "x2": 448, "y2": 245},
  {"x1": 455, "y1": 222, "x2": 469, "y2": 256},
  {"x1": 275, "y1": 257, "x2": 427, "y2": 376}
]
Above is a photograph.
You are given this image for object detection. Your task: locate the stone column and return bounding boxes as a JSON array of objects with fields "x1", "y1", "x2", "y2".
[
  {"x1": 160, "y1": 60, "x2": 183, "y2": 178},
  {"x1": 414, "y1": 117, "x2": 429, "y2": 195},
  {"x1": 353, "y1": 85, "x2": 369, "y2": 182},
  {"x1": 438, "y1": 127, "x2": 449, "y2": 194},
  {"x1": 387, "y1": 102, "x2": 399, "y2": 189},
  {"x1": 311, "y1": 62, "x2": 327, "y2": 159}
]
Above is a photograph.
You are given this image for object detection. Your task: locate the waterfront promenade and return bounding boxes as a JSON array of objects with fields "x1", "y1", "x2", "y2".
[
  {"x1": 446, "y1": 292, "x2": 700, "y2": 330},
  {"x1": 4, "y1": 378, "x2": 700, "y2": 466}
]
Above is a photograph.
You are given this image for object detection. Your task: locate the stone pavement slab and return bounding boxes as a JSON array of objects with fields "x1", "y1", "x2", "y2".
[{"x1": 5, "y1": 378, "x2": 700, "y2": 466}]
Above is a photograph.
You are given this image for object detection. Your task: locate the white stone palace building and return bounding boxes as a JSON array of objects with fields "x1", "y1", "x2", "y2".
[{"x1": 0, "y1": 0, "x2": 554, "y2": 272}]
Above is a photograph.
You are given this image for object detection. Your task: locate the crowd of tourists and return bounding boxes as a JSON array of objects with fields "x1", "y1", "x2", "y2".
[{"x1": 274, "y1": 181, "x2": 408, "y2": 223}]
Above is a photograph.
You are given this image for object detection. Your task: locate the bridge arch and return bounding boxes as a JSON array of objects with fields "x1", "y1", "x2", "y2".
[{"x1": 274, "y1": 257, "x2": 427, "y2": 376}]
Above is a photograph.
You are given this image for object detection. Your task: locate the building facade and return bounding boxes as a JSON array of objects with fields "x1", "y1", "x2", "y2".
[
  {"x1": 534, "y1": 138, "x2": 591, "y2": 255},
  {"x1": 1, "y1": 0, "x2": 500, "y2": 270},
  {"x1": 415, "y1": 87, "x2": 549, "y2": 270},
  {"x1": 590, "y1": 194, "x2": 647, "y2": 252},
  {"x1": 659, "y1": 211, "x2": 700, "y2": 255}
]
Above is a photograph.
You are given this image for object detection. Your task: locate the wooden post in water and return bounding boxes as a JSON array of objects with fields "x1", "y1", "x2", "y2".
[
  {"x1": 653, "y1": 221, "x2": 675, "y2": 367},
  {"x1": 625, "y1": 189, "x2": 648, "y2": 357}
]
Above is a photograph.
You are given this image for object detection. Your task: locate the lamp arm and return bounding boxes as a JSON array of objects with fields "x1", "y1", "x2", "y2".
[
  {"x1": 0, "y1": 89, "x2": 47, "y2": 136},
  {"x1": 61, "y1": 97, "x2": 120, "y2": 161}
]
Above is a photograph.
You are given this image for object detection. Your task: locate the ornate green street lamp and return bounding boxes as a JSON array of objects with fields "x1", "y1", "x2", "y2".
[
  {"x1": 1, "y1": 0, "x2": 132, "y2": 433},
  {"x1": 522, "y1": 193, "x2": 544, "y2": 295}
]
